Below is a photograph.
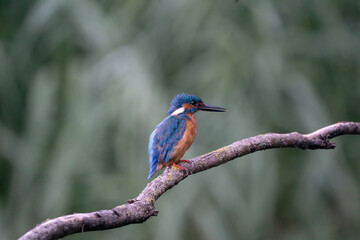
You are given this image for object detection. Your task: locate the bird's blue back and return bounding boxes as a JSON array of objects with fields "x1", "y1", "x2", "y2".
[{"x1": 148, "y1": 115, "x2": 189, "y2": 179}]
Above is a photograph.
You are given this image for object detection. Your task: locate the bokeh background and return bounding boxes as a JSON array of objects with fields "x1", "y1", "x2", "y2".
[{"x1": 1, "y1": 0, "x2": 360, "y2": 239}]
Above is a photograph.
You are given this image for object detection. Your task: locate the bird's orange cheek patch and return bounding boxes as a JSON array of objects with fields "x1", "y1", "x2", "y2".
[{"x1": 181, "y1": 103, "x2": 194, "y2": 110}]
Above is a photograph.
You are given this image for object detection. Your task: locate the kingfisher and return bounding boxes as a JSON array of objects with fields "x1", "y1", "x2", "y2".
[{"x1": 147, "y1": 93, "x2": 226, "y2": 179}]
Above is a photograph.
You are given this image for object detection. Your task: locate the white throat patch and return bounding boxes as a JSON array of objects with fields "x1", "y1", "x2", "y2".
[{"x1": 171, "y1": 107, "x2": 185, "y2": 116}]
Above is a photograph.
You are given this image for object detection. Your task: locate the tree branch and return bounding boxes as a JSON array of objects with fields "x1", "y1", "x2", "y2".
[{"x1": 19, "y1": 121, "x2": 360, "y2": 240}]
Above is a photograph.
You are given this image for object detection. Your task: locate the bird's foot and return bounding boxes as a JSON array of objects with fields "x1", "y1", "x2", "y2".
[
  {"x1": 179, "y1": 159, "x2": 190, "y2": 163},
  {"x1": 171, "y1": 163, "x2": 185, "y2": 170}
]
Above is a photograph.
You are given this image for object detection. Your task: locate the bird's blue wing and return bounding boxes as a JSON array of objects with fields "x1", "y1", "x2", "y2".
[{"x1": 148, "y1": 116, "x2": 186, "y2": 179}]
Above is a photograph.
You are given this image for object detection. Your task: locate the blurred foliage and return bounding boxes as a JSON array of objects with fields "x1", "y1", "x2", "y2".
[{"x1": 0, "y1": 0, "x2": 360, "y2": 239}]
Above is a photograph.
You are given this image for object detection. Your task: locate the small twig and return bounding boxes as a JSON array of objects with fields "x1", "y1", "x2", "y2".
[{"x1": 18, "y1": 121, "x2": 360, "y2": 240}]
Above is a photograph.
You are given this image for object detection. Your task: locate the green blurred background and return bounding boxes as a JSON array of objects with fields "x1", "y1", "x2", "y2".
[{"x1": 1, "y1": 0, "x2": 360, "y2": 239}]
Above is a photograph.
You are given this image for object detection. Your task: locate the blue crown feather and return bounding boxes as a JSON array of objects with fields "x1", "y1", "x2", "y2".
[{"x1": 167, "y1": 93, "x2": 203, "y2": 115}]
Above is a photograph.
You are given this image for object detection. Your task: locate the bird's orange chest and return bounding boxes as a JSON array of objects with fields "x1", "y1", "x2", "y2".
[
  {"x1": 169, "y1": 113, "x2": 197, "y2": 163},
  {"x1": 184, "y1": 113, "x2": 197, "y2": 144}
]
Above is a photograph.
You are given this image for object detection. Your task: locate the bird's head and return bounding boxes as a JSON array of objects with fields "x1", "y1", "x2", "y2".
[{"x1": 167, "y1": 93, "x2": 226, "y2": 116}]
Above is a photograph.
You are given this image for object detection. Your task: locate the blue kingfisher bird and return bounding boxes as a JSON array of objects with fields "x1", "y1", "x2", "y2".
[{"x1": 147, "y1": 93, "x2": 226, "y2": 179}]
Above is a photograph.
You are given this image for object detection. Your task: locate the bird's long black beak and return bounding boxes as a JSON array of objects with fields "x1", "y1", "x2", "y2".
[{"x1": 198, "y1": 104, "x2": 226, "y2": 112}]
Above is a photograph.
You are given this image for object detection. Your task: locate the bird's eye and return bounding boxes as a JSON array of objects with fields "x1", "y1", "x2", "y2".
[{"x1": 191, "y1": 100, "x2": 196, "y2": 105}]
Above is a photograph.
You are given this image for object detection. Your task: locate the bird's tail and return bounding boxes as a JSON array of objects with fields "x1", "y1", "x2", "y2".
[{"x1": 147, "y1": 162, "x2": 157, "y2": 179}]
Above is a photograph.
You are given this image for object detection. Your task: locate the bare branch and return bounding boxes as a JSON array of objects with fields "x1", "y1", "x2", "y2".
[{"x1": 18, "y1": 121, "x2": 360, "y2": 240}]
